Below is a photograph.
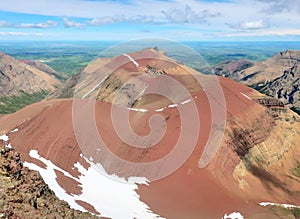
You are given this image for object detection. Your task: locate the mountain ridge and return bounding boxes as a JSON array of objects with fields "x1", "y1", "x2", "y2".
[
  {"x1": 0, "y1": 52, "x2": 65, "y2": 114},
  {"x1": 0, "y1": 48, "x2": 299, "y2": 218},
  {"x1": 0, "y1": 52, "x2": 61, "y2": 97},
  {"x1": 212, "y1": 50, "x2": 300, "y2": 114}
]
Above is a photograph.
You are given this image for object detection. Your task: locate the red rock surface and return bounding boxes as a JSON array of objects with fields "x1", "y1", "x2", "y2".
[
  {"x1": 0, "y1": 49, "x2": 299, "y2": 218},
  {"x1": 0, "y1": 82, "x2": 278, "y2": 218}
]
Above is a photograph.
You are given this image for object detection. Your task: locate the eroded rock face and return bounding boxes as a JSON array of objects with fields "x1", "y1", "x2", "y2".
[
  {"x1": 263, "y1": 63, "x2": 300, "y2": 109},
  {"x1": 217, "y1": 50, "x2": 300, "y2": 113},
  {"x1": 209, "y1": 95, "x2": 300, "y2": 206},
  {"x1": 0, "y1": 52, "x2": 61, "y2": 97},
  {"x1": 19, "y1": 60, "x2": 68, "y2": 81}
]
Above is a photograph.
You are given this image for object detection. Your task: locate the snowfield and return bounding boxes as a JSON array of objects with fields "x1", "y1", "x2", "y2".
[{"x1": 24, "y1": 149, "x2": 164, "y2": 219}]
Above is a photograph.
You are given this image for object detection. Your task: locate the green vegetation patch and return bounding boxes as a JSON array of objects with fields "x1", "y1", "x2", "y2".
[
  {"x1": 293, "y1": 207, "x2": 300, "y2": 217},
  {"x1": 46, "y1": 56, "x2": 92, "y2": 77},
  {"x1": 0, "y1": 90, "x2": 48, "y2": 114}
]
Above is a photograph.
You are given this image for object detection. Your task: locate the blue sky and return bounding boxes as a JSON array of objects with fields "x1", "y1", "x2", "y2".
[{"x1": 0, "y1": 0, "x2": 299, "y2": 41}]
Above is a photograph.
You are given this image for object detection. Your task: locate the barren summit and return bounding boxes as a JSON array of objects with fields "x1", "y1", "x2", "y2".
[{"x1": 0, "y1": 48, "x2": 300, "y2": 218}]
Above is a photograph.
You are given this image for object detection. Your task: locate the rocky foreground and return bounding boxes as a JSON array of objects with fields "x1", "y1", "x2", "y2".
[{"x1": 0, "y1": 143, "x2": 100, "y2": 219}]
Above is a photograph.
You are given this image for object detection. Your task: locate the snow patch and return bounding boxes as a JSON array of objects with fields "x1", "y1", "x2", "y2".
[
  {"x1": 222, "y1": 211, "x2": 244, "y2": 219},
  {"x1": 0, "y1": 134, "x2": 9, "y2": 142},
  {"x1": 123, "y1": 54, "x2": 140, "y2": 67},
  {"x1": 6, "y1": 143, "x2": 12, "y2": 149},
  {"x1": 128, "y1": 108, "x2": 148, "y2": 112},
  {"x1": 168, "y1": 104, "x2": 178, "y2": 108},
  {"x1": 24, "y1": 150, "x2": 84, "y2": 212},
  {"x1": 180, "y1": 99, "x2": 191, "y2": 105},
  {"x1": 82, "y1": 75, "x2": 109, "y2": 99},
  {"x1": 240, "y1": 92, "x2": 252, "y2": 100},
  {"x1": 24, "y1": 149, "x2": 163, "y2": 219},
  {"x1": 153, "y1": 100, "x2": 191, "y2": 112},
  {"x1": 155, "y1": 108, "x2": 165, "y2": 112},
  {"x1": 0, "y1": 134, "x2": 13, "y2": 149},
  {"x1": 11, "y1": 128, "x2": 19, "y2": 133},
  {"x1": 259, "y1": 202, "x2": 300, "y2": 209}
]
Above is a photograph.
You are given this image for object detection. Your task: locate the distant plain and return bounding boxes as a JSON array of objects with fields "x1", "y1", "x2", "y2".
[{"x1": 2, "y1": 41, "x2": 300, "y2": 76}]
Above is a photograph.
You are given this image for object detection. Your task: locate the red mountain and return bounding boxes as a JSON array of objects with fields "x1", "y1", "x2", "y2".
[{"x1": 0, "y1": 49, "x2": 299, "y2": 219}]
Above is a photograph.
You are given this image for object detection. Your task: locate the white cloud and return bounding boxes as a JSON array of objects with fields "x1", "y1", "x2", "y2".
[
  {"x1": 161, "y1": 5, "x2": 221, "y2": 24},
  {"x1": 0, "y1": 20, "x2": 14, "y2": 28},
  {"x1": 87, "y1": 17, "x2": 123, "y2": 25},
  {"x1": 130, "y1": 15, "x2": 155, "y2": 24},
  {"x1": 254, "y1": 0, "x2": 300, "y2": 14},
  {"x1": 240, "y1": 19, "x2": 266, "y2": 30},
  {"x1": 61, "y1": 5, "x2": 219, "y2": 29},
  {"x1": 18, "y1": 20, "x2": 58, "y2": 28},
  {"x1": 0, "y1": 0, "x2": 299, "y2": 40},
  {"x1": 63, "y1": 17, "x2": 85, "y2": 28},
  {"x1": 87, "y1": 15, "x2": 154, "y2": 26},
  {"x1": 0, "y1": 31, "x2": 55, "y2": 36},
  {"x1": 0, "y1": 20, "x2": 58, "y2": 29}
]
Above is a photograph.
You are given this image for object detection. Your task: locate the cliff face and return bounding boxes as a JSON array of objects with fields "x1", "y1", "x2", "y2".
[
  {"x1": 261, "y1": 63, "x2": 300, "y2": 109},
  {"x1": 209, "y1": 91, "x2": 300, "y2": 206},
  {"x1": 214, "y1": 50, "x2": 300, "y2": 113},
  {"x1": 238, "y1": 50, "x2": 300, "y2": 85},
  {"x1": 0, "y1": 52, "x2": 61, "y2": 97},
  {"x1": 233, "y1": 108, "x2": 300, "y2": 199}
]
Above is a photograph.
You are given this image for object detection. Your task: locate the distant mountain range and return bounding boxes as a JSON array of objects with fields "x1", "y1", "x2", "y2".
[
  {"x1": 2, "y1": 49, "x2": 299, "y2": 115},
  {"x1": 213, "y1": 50, "x2": 300, "y2": 114},
  {"x1": 0, "y1": 52, "x2": 67, "y2": 113},
  {"x1": 0, "y1": 52, "x2": 63, "y2": 97}
]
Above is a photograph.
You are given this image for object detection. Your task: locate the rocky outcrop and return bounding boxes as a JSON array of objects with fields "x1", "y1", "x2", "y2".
[
  {"x1": 215, "y1": 50, "x2": 300, "y2": 114},
  {"x1": 260, "y1": 63, "x2": 300, "y2": 109},
  {"x1": 0, "y1": 143, "x2": 100, "y2": 219}
]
